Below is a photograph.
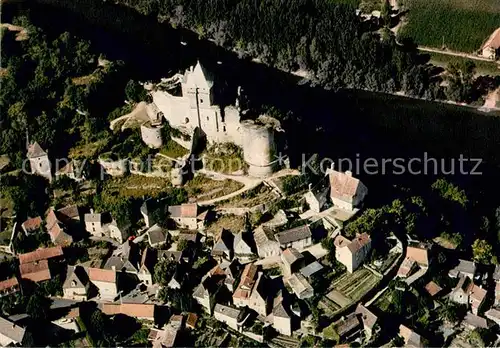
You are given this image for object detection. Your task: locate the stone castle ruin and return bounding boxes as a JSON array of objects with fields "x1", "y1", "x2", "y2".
[{"x1": 143, "y1": 61, "x2": 286, "y2": 178}]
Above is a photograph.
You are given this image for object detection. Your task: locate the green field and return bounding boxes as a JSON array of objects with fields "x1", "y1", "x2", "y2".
[
  {"x1": 400, "y1": 0, "x2": 500, "y2": 52},
  {"x1": 427, "y1": 52, "x2": 500, "y2": 76}
]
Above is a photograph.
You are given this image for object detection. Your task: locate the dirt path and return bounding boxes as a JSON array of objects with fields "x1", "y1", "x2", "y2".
[{"x1": 417, "y1": 45, "x2": 498, "y2": 63}]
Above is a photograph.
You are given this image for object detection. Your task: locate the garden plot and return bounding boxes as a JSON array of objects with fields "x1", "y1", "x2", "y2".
[{"x1": 327, "y1": 268, "x2": 382, "y2": 307}]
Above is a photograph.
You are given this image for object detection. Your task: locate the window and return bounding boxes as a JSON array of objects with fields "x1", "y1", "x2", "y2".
[
  {"x1": 200, "y1": 99, "x2": 204, "y2": 103},
  {"x1": 39, "y1": 162, "x2": 42, "y2": 167},
  {"x1": 207, "y1": 116, "x2": 209, "y2": 121},
  {"x1": 185, "y1": 117, "x2": 189, "y2": 124}
]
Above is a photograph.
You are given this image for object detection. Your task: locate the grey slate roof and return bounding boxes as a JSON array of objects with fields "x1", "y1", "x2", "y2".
[
  {"x1": 275, "y1": 225, "x2": 311, "y2": 245},
  {"x1": 282, "y1": 248, "x2": 304, "y2": 265},
  {"x1": 158, "y1": 250, "x2": 182, "y2": 263},
  {"x1": 147, "y1": 224, "x2": 167, "y2": 245},
  {"x1": 0, "y1": 316, "x2": 26, "y2": 343},
  {"x1": 300, "y1": 261, "x2": 324, "y2": 278},
  {"x1": 63, "y1": 265, "x2": 89, "y2": 289},
  {"x1": 214, "y1": 304, "x2": 241, "y2": 319},
  {"x1": 84, "y1": 213, "x2": 101, "y2": 223},
  {"x1": 450, "y1": 259, "x2": 476, "y2": 277},
  {"x1": 272, "y1": 303, "x2": 290, "y2": 319}
]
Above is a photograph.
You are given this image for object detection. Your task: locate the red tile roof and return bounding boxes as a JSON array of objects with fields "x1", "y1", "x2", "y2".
[
  {"x1": 102, "y1": 303, "x2": 155, "y2": 319},
  {"x1": 186, "y1": 313, "x2": 198, "y2": 329},
  {"x1": 19, "y1": 260, "x2": 51, "y2": 282},
  {"x1": 57, "y1": 205, "x2": 80, "y2": 220},
  {"x1": 347, "y1": 233, "x2": 371, "y2": 253},
  {"x1": 88, "y1": 268, "x2": 116, "y2": 283},
  {"x1": 424, "y1": 281, "x2": 442, "y2": 297},
  {"x1": 22, "y1": 217, "x2": 42, "y2": 232},
  {"x1": 180, "y1": 204, "x2": 198, "y2": 218},
  {"x1": 18, "y1": 246, "x2": 63, "y2": 264},
  {"x1": 0, "y1": 277, "x2": 19, "y2": 291},
  {"x1": 329, "y1": 170, "x2": 360, "y2": 200},
  {"x1": 483, "y1": 27, "x2": 500, "y2": 50}
]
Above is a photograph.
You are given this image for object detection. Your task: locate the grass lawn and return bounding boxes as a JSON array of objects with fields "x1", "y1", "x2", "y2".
[
  {"x1": 69, "y1": 138, "x2": 110, "y2": 159},
  {"x1": 427, "y1": 52, "x2": 500, "y2": 76},
  {"x1": 218, "y1": 183, "x2": 277, "y2": 208},
  {"x1": 400, "y1": 0, "x2": 500, "y2": 52},
  {"x1": 105, "y1": 174, "x2": 171, "y2": 198},
  {"x1": 330, "y1": 268, "x2": 382, "y2": 303},
  {"x1": 160, "y1": 139, "x2": 189, "y2": 159},
  {"x1": 205, "y1": 214, "x2": 246, "y2": 235},
  {"x1": 185, "y1": 174, "x2": 244, "y2": 201}
]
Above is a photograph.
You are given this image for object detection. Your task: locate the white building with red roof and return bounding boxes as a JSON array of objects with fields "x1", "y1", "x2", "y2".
[
  {"x1": 167, "y1": 203, "x2": 199, "y2": 230},
  {"x1": 482, "y1": 27, "x2": 500, "y2": 60},
  {"x1": 328, "y1": 169, "x2": 368, "y2": 212},
  {"x1": 88, "y1": 268, "x2": 117, "y2": 301},
  {"x1": 334, "y1": 233, "x2": 372, "y2": 273}
]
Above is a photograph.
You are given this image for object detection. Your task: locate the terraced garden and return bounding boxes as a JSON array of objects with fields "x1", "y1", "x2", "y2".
[{"x1": 327, "y1": 267, "x2": 382, "y2": 306}]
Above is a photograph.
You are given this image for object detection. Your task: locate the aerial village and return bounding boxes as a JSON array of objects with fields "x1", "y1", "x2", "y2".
[{"x1": 0, "y1": 61, "x2": 499, "y2": 347}]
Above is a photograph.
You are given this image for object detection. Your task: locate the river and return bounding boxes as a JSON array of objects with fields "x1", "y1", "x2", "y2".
[{"x1": 3, "y1": 0, "x2": 500, "y2": 207}]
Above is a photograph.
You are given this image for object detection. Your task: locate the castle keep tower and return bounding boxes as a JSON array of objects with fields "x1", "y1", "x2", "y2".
[{"x1": 241, "y1": 120, "x2": 278, "y2": 178}]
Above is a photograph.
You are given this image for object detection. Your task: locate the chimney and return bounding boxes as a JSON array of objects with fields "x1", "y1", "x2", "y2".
[
  {"x1": 345, "y1": 170, "x2": 352, "y2": 177},
  {"x1": 308, "y1": 183, "x2": 312, "y2": 191},
  {"x1": 112, "y1": 265, "x2": 116, "y2": 271}
]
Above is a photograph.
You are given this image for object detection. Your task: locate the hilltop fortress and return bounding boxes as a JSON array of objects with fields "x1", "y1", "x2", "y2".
[{"x1": 144, "y1": 61, "x2": 286, "y2": 177}]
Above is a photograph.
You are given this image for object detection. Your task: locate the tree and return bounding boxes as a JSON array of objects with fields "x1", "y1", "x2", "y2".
[
  {"x1": 472, "y1": 239, "x2": 493, "y2": 264},
  {"x1": 26, "y1": 292, "x2": 51, "y2": 320},
  {"x1": 125, "y1": 80, "x2": 147, "y2": 102},
  {"x1": 439, "y1": 301, "x2": 466, "y2": 324},
  {"x1": 153, "y1": 259, "x2": 176, "y2": 286},
  {"x1": 177, "y1": 239, "x2": 189, "y2": 251}
]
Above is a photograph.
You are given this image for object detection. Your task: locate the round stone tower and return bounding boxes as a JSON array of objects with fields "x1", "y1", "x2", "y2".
[
  {"x1": 241, "y1": 120, "x2": 277, "y2": 178},
  {"x1": 140, "y1": 122, "x2": 164, "y2": 149}
]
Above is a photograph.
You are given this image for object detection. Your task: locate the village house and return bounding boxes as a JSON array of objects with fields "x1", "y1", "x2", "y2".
[
  {"x1": 450, "y1": 275, "x2": 487, "y2": 314},
  {"x1": 485, "y1": 308, "x2": 500, "y2": 325},
  {"x1": 275, "y1": 224, "x2": 312, "y2": 250},
  {"x1": 140, "y1": 198, "x2": 157, "y2": 228},
  {"x1": 281, "y1": 248, "x2": 305, "y2": 277},
  {"x1": 63, "y1": 265, "x2": 90, "y2": 301},
  {"x1": 178, "y1": 231, "x2": 198, "y2": 244},
  {"x1": 233, "y1": 263, "x2": 259, "y2": 308},
  {"x1": 0, "y1": 316, "x2": 26, "y2": 346},
  {"x1": 286, "y1": 273, "x2": 314, "y2": 300},
  {"x1": 397, "y1": 257, "x2": 418, "y2": 278},
  {"x1": 233, "y1": 231, "x2": 254, "y2": 260},
  {"x1": 21, "y1": 216, "x2": 42, "y2": 235},
  {"x1": 300, "y1": 261, "x2": 324, "y2": 279},
  {"x1": 101, "y1": 303, "x2": 156, "y2": 321},
  {"x1": 303, "y1": 180, "x2": 330, "y2": 213},
  {"x1": 186, "y1": 313, "x2": 198, "y2": 330},
  {"x1": 88, "y1": 268, "x2": 117, "y2": 301},
  {"x1": 167, "y1": 268, "x2": 184, "y2": 290},
  {"x1": 334, "y1": 233, "x2": 372, "y2": 273},
  {"x1": 481, "y1": 27, "x2": 500, "y2": 60},
  {"x1": 449, "y1": 259, "x2": 476, "y2": 279},
  {"x1": 0, "y1": 277, "x2": 20, "y2": 297},
  {"x1": 355, "y1": 304, "x2": 378, "y2": 340},
  {"x1": 212, "y1": 229, "x2": 234, "y2": 262},
  {"x1": 20, "y1": 259, "x2": 51, "y2": 283},
  {"x1": 271, "y1": 290, "x2": 292, "y2": 336},
  {"x1": 220, "y1": 259, "x2": 242, "y2": 292},
  {"x1": 54, "y1": 160, "x2": 85, "y2": 181},
  {"x1": 84, "y1": 213, "x2": 104, "y2": 236},
  {"x1": 399, "y1": 324, "x2": 424, "y2": 348},
  {"x1": 424, "y1": 281, "x2": 442, "y2": 298},
  {"x1": 193, "y1": 266, "x2": 225, "y2": 314},
  {"x1": 138, "y1": 247, "x2": 155, "y2": 286},
  {"x1": 247, "y1": 272, "x2": 270, "y2": 317},
  {"x1": 330, "y1": 312, "x2": 362, "y2": 342},
  {"x1": 254, "y1": 226, "x2": 281, "y2": 258},
  {"x1": 27, "y1": 141, "x2": 52, "y2": 182},
  {"x1": 168, "y1": 204, "x2": 199, "y2": 230},
  {"x1": 406, "y1": 242, "x2": 431, "y2": 267},
  {"x1": 214, "y1": 304, "x2": 248, "y2": 331},
  {"x1": 158, "y1": 250, "x2": 183, "y2": 264},
  {"x1": 104, "y1": 239, "x2": 141, "y2": 273},
  {"x1": 327, "y1": 168, "x2": 368, "y2": 212},
  {"x1": 463, "y1": 312, "x2": 490, "y2": 330},
  {"x1": 18, "y1": 246, "x2": 64, "y2": 283},
  {"x1": 46, "y1": 208, "x2": 75, "y2": 246},
  {"x1": 147, "y1": 224, "x2": 168, "y2": 247}
]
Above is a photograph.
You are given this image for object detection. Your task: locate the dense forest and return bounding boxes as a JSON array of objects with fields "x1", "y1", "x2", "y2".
[{"x1": 108, "y1": 0, "x2": 498, "y2": 102}]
